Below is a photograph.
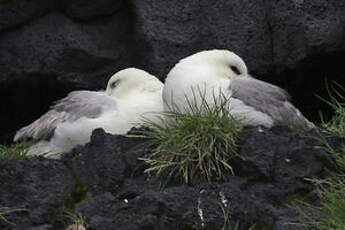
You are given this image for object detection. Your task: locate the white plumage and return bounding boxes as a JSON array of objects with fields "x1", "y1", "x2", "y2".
[
  {"x1": 163, "y1": 49, "x2": 314, "y2": 130},
  {"x1": 15, "y1": 68, "x2": 163, "y2": 158}
]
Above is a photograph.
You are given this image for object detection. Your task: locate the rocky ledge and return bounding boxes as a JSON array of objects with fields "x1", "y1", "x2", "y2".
[{"x1": 0, "y1": 126, "x2": 342, "y2": 230}]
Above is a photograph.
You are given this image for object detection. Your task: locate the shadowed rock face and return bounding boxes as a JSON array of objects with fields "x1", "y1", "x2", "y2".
[
  {"x1": 131, "y1": 0, "x2": 345, "y2": 77},
  {"x1": 0, "y1": 0, "x2": 55, "y2": 32},
  {"x1": 61, "y1": 0, "x2": 124, "y2": 20},
  {"x1": 0, "y1": 157, "x2": 73, "y2": 230},
  {"x1": 0, "y1": 2, "x2": 345, "y2": 137},
  {"x1": 0, "y1": 126, "x2": 341, "y2": 230}
]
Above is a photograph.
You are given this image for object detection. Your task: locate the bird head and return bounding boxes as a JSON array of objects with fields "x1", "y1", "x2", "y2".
[
  {"x1": 178, "y1": 49, "x2": 248, "y2": 80},
  {"x1": 106, "y1": 68, "x2": 163, "y2": 99}
]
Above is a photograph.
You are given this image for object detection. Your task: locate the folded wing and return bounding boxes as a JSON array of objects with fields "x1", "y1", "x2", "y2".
[
  {"x1": 14, "y1": 90, "x2": 117, "y2": 142},
  {"x1": 229, "y1": 76, "x2": 314, "y2": 130}
]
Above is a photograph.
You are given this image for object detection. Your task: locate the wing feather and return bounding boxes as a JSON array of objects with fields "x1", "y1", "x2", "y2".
[
  {"x1": 229, "y1": 76, "x2": 314, "y2": 129},
  {"x1": 14, "y1": 90, "x2": 117, "y2": 142}
]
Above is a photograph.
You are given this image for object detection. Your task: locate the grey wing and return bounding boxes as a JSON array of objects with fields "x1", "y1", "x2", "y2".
[
  {"x1": 14, "y1": 90, "x2": 117, "y2": 142},
  {"x1": 229, "y1": 76, "x2": 314, "y2": 130}
]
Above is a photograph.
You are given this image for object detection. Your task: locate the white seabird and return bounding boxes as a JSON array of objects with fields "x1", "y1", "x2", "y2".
[
  {"x1": 163, "y1": 49, "x2": 314, "y2": 130},
  {"x1": 14, "y1": 68, "x2": 164, "y2": 158}
]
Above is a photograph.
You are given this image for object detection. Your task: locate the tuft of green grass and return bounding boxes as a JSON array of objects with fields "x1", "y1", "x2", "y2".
[
  {"x1": 319, "y1": 82, "x2": 345, "y2": 139},
  {"x1": 318, "y1": 82, "x2": 345, "y2": 171},
  {"x1": 312, "y1": 82, "x2": 345, "y2": 230},
  {"x1": 219, "y1": 202, "x2": 256, "y2": 230},
  {"x1": 54, "y1": 178, "x2": 91, "y2": 229},
  {"x1": 0, "y1": 142, "x2": 30, "y2": 159},
  {"x1": 315, "y1": 176, "x2": 345, "y2": 230},
  {"x1": 297, "y1": 82, "x2": 345, "y2": 230},
  {"x1": 318, "y1": 134, "x2": 345, "y2": 173},
  {"x1": 219, "y1": 203, "x2": 239, "y2": 230},
  {"x1": 140, "y1": 91, "x2": 243, "y2": 185},
  {"x1": 64, "y1": 211, "x2": 87, "y2": 230},
  {"x1": 297, "y1": 176, "x2": 345, "y2": 230},
  {"x1": 0, "y1": 206, "x2": 27, "y2": 226}
]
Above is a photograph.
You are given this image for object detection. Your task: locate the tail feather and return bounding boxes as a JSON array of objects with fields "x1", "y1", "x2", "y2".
[{"x1": 278, "y1": 101, "x2": 315, "y2": 131}]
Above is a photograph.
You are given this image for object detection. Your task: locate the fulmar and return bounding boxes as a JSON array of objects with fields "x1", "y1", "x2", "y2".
[
  {"x1": 163, "y1": 49, "x2": 314, "y2": 130},
  {"x1": 14, "y1": 68, "x2": 163, "y2": 158}
]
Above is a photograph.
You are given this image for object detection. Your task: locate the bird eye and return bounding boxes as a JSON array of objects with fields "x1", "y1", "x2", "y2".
[
  {"x1": 110, "y1": 79, "x2": 120, "y2": 88},
  {"x1": 230, "y1": 65, "x2": 241, "y2": 75}
]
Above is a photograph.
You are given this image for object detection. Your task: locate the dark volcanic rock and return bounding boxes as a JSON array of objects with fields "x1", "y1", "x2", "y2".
[
  {"x1": 0, "y1": 11, "x2": 132, "y2": 86},
  {"x1": 132, "y1": 0, "x2": 345, "y2": 77},
  {"x1": 132, "y1": 0, "x2": 272, "y2": 79},
  {"x1": 0, "y1": 126, "x2": 341, "y2": 229},
  {"x1": 57, "y1": 127, "x2": 336, "y2": 230},
  {"x1": 64, "y1": 128, "x2": 156, "y2": 196},
  {"x1": 0, "y1": 0, "x2": 55, "y2": 32},
  {"x1": 0, "y1": 157, "x2": 73, "y2": 230},
  {"x1": 61, "y1": 0, "x2": 124, "y2": 20},
  {"x1": 80, "y1": 188, "x2": 199, "y2": 230},
  {"x1": 266, "y1": 0, "x2": 345, "y2": 121},
  {"x1": 270, "y1": 0, "x2": 345, "y2": 72},
  {"x1": 237, "y1": 127, "x2": 324, "y2": 186}
]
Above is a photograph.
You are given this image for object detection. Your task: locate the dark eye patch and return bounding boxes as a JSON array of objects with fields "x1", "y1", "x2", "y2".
[
  {"x1": 230, "y1": 65, "x2": 241, "y2": 75},
  {"x1": 110, "y1": 79, "x2": 120, "y2": 88}
]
